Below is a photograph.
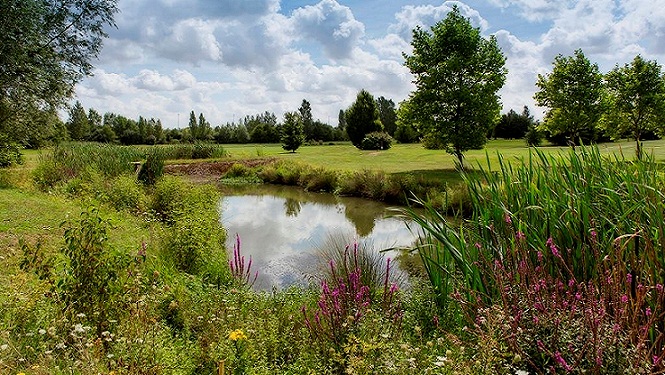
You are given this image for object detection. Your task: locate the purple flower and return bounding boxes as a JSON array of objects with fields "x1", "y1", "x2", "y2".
[
  {"x1": 621, "y1": 294, "x2": 629, "y2": 304},
  {"x1": 626, "y1": 273, "x2": 633, "y2": 284},
  {"x1": 554, "y1": 351, "x2": 572, "y2": 372},
  {"x1": 504, "y1": 214, "x2": 512, "y2": 224},
  {"x1": 657, "y1": 284, "x2": 664, "y2": 293},
  {"x1": 646, "y1": 307, "x2": 652, "y2": 317},
  {"x1": 474, "y1": 242, "x2": 482, "y2": 250},
  {"x1": 516, "y1": 231, "x2": 525, "y2": 240}
]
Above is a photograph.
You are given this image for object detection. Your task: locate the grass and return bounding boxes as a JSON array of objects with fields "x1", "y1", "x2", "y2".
[{"x1": 223, "y1": 139, "x2": 665, "y2": 181}]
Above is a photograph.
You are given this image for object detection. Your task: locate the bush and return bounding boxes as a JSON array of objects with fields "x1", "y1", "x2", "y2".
[
  {"x1": 106, "y1": 175, "x2": 147, "y2": 213},
  {"x1": 0, "y1": 137, "x2": 23, "y2": 167},
  {"x1": 525, "y1": 125, "x2": 543, "y2": 146},
  {"x1": 360, "y1": 132, "x2": 393, "y2": 150},
  {"x1": 137, "y1": 151, "x2": 164, "y2": 185}
]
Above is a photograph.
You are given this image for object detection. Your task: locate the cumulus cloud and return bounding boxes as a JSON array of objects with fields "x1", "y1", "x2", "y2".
[
  {"x1": 389, "y1": 1, "x2": 489, "y2": 40},
  {"x1": 291, "y1": 0, "x2": 365, "y2": 60}
]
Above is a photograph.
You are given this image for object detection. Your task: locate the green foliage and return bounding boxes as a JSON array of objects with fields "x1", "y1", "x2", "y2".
[
  {"x1": 105, "y1": 175, "x2": 147, "y2": 213},
  {"x1": 137, "y1": 151, "x2": 164, "y2": 186},
  {"x1": 0, "y1": 134, "x2": 23, "y2": 167},
  {"x1": 376, "y1": 96, "x2": 398, "y2": 136},
  {"x1": 494, "y1": 106, "x2": 534, "y2": 139},
  {"x1": 59, "y1": 208, "x2": 128, "y2": 335},
  {"x1": 535, "y1": 49, "x2": 604, "y2": 145},
  {"x1": 345, "y1": 89, "x2": 383, "y2": 148},
  {"x1": 0, "y1": 0, "x2": 118, "y2": 145},
  {"x1": 524, "y1": 123, "x2": 544, "y2": 147},
  {"x1": 281, "y1": 111, "x2": 305, "y2": 153},
  {"x1": 404, "y1": 146, "x2": 665, "y2": 371},
  {"x1": 604, "y1": 55, "x2": 665, "y2": 159},
  {"x1": 360, "y1": 131, "x2": 393, "y2": 150},
  {"x1": 66, "y1": 101, "x2": 90, "y2": 141},
  {"x1": 403, "y1": 5, "x2": 507, "y2": 168}
]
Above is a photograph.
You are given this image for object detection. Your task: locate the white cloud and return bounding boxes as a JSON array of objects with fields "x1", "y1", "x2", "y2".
[
  {"x1": 291, "y1": 0, "x2": 365, "y2": 60},
  {"x1": 389, "y1": 1, "x2": 489, "y2": 39}
]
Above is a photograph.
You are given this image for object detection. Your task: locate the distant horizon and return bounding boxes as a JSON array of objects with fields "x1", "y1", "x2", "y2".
[{"x1": 73, "y1": 0, "x2": 665, "y2": 128}]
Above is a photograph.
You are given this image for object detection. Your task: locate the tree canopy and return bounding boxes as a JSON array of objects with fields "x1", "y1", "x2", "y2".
[
  {"x1": 604, "y1": 55, "x2": 665, "y2": 159},
  {"x1": 0, "y1": 0, "x2": 118, "y2": 151},
  {"x1": 534, "y1": 49, "x2": 604, "y2": 146},
  {"x1": 345, "y1": 89, "x2": 383, "y2": 148},
  {"x1": 281, "y1": 112, "x2": 305, "y2": 153},
  {"x1": 403, "y1": 5, "x2": 506, "y2": 168}
]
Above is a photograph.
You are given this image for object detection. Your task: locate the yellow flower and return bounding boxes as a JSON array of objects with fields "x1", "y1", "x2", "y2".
[
  {"x1": 228, "y1": 329, "x2": 247, "y2": 341},
  {"x1": 18, "y1": 373, "x2": 26, "y2": 375}
]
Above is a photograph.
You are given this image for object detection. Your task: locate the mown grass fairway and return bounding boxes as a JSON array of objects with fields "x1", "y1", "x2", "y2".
[{"x1": 223, "y1": 139, "x2": 665, "y2": 176}]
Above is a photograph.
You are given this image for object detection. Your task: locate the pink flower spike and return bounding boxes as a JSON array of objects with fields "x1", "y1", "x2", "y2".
[
  {"x1": 505, "y1": 214, "x2": 512, "y2": 224},
  {"x1": 621, "y1": 294, "x2": 629, "y2": 304},
  {"x1": 646, "y1": 307, "x2": 652, "y2": 317},
  {"x1": 516, "y1": 231, "x2": 525, "y2": 240},
  {"x1": 626, "y1": 273, "x2": 633, "y2": 284}
]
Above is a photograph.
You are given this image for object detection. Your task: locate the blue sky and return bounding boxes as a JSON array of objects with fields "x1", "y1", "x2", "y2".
[{"x1": 75, "y1": 0, "x2": 665, "y2": 127}]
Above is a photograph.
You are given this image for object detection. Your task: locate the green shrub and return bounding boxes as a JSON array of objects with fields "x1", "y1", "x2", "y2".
[
  {"x1": 360, "y1": 132, "x2": 393, "y2": 150},
  {"x1": 137, "y1": 151, "x2": 164, "y2": 185},
  {"x1": 525, "y1": 125, "x2": 543, "y2": 146},
  {"x1": 0, "y1": 137, "x2": 23, "y2": 167},
  {"x1": 59, "y1": 208, "x2": 129, "y2": 336},
  {"x1": 150, "y1": 176, "x2": 189, "y2": 224},
  {"x1": 106, "y1": 175, "x2": 147, "y2": 213},
  {"x1": 301, "y1": 167, "x2": 338, "y2": 192},
  {"x1": 226, "y1": 163, "x2": 250, "y2": 178}
]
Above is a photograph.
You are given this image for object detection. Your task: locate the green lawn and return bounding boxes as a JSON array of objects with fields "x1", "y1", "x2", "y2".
[{"x1": 222, "y1": 139, "x2": 665, "y2": 181}]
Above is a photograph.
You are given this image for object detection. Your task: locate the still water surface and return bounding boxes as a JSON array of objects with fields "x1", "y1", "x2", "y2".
[{"x1": 218, "y1": 185, "x2": 419, "y2": 289}]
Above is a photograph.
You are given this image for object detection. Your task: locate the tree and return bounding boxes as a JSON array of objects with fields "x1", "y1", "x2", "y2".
[
  {"x1": 494, "y1": 106, "x2": 534, "y2": 139},
  {"x1": 0, "y1": 0, "x2": 118, "y2": 150},
  {"x1": 403, "y1": 5, "x2": 507, "y2": 168},
  {"x1": 604, "y1": 55, "x2": 665, "y2": 159},
  {"x1": 338, "y1": 109, "x2": 347, "y2": 131},
  {"x1": 376, "y1": 97, "x2": 398, "y2": 136},
  {"x1": 188, "y1": 111, "x2": 198, "y2": 141},
  {"x1": 345, "y1": 89, "x2": 383, "y2": 148},
  {"x1": 66, "y1": 101, "x2": 90, "y2": 141},
  {"x1": 534, "y1": 49, "x2": 604, "y2": 146},
  {"x1": 299, "y1": 100, "x2": 314, "y2": 141},
  {"x1": 281, "y1": 112, "x2": 305, "y2": 152}
]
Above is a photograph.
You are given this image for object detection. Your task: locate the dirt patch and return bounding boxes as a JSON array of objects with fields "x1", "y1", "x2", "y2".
[{"x1": 164, "y1": 158, "x2": 276, "y2": 182}]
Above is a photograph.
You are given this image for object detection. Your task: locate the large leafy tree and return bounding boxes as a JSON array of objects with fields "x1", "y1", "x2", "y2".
[
  {"x1": 0, "y1": 0, "x2": 118, "y2": 150},
  {"x1": 604, "y1": 55, "x2": 665, "y2": 159},
  {"x1": 494, "y1": 106, "x2": 534, "y2": 139},
  {"x1": 534, "y1": 49, "x2": 604, "y2": 146},
  {"x1": 345, "y1": 89, "x2": 383, "y2": 148},
  {"x1": 281, "y1": 112, "x2": 305, "y2": 153},
  {"x1": 403, "y1": 5, "x2": 506, "y2": 168}
]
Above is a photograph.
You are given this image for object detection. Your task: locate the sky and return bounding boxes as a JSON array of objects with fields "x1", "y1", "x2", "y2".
[{"x1": 74, "y1": 0, "x2": 665, "y2": 128}]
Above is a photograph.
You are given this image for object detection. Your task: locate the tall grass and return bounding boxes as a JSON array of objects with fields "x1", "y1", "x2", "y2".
[{"x1": 404, "y1": 146, "x2": 665, "y2": 371}]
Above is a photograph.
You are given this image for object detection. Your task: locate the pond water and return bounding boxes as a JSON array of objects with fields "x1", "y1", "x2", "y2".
[{"x1": 218, "y1": 184, "x2": 420, "y2": 290}]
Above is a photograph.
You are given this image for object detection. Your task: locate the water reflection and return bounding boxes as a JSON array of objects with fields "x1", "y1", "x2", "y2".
[{"x1": 218, "y1": 185, "x2": 418, "y2": 290}]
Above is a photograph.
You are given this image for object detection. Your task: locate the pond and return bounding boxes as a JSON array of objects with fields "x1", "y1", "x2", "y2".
[{"x1": 218, "y1": 184, "x2": 420, "y2": 290}]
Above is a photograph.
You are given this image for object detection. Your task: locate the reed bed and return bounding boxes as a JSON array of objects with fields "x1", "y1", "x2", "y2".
[{"x1": 405, "y1": 146, "x2": 665, "y2": 372}]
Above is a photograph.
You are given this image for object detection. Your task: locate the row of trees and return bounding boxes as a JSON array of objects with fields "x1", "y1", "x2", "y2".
[{"x1": 535, "y1": 51, "x2": 665, "y2": 158}]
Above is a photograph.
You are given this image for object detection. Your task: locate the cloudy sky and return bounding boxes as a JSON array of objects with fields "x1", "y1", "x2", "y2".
[{"x1": 74, "y1": 0, "x2": 665, "y2": 128}]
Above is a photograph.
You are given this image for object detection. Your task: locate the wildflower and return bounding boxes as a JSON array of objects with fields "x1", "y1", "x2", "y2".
[
  {"x1": 546, "y1": 237, "x2": 560, "y2": 257},
  {"x1": 657, "y1": 284, "x2": 664, "y2": 293},
  {"x1": 0, "y1": 344, "x2": 7, "y2": 351},
  {"x1": 537, "y1": 251, "x2": 543, "y2": 263},
  {"x1": 38, "y1": 329, "x2": 46, "y2": 335},
  {"x1": 554, "y1": 351, "x2": 572, "y2": 371},
  {"x1": 621, "y1": 294, "x2": 629, "y2": 303},
  {"x1": 646, "y1": 307, "x2": 652, "y2": 317},
  {"x1": 516, "y1": 231, "x2": 525, "y2": 240},
  {"x1": 505, "y1": 214, "x2": 512, "y2": 224},
  {"x1": 626, "y1": 273, "x2": 632, "y2": 284},
  {"x1": 228, "y1": 329, "x2": 247, "y2": 341}
]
